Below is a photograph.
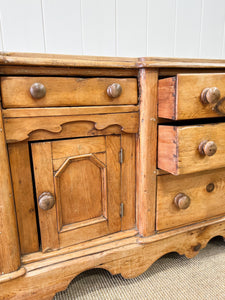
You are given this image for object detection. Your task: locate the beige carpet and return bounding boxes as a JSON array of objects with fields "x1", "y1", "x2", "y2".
[{"x1": 54, "y1": 237, "x2": 225, "y2": 300}]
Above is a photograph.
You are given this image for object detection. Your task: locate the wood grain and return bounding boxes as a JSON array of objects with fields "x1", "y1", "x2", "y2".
[
  {"x1": 137, "y1": 68, "x2": 158, "y2": 236},
  {"x1": 158, "y1": 73, "x2": 225, "y2": 120},
  {"x1": 0, "y1": 52, "x2": 138, "y2": 68},
  {"x1": 158, "y1": 122, "x2": 225, "y2": 175},
  {"x1": 53, "y1": 139, "x2": 106, "y2": 230},
  {"x1": 1, "y1": 217, "x2": 224, "y2": 299},
  {"x1": 52, "y1": 136, "x2": 105, "y2": 160},
  {"x1": 31, "y1": 142, "x2": 59, "y2": 252},
  {"x1": 3, "y1": 52, "x2": 225, "y2": 69},
  {"x1": 3, "y1": 105, "x2": 139, "y2": 118},
  {"x1": 8, "y1": 142, "x2": 39, "y2": 254},
  {"x1": 1, "y1": 77, "x2": 137, "y2": 108},
  {"x1": 4, "y1": 112, "x2": 139, "y2": 143},
  {"x1": 31, "y1": 136, "x2": 123, "y2": 249},
  {"x1": 0, "y1": 65, "x2": 138, "y2": 77},
  {"x1": 158, "y1": 77, "x2": 176, "y2": 119},
  {"x1": 121, "y1": 134, "x2": 136, "y2": 231},
  {"x1": 157, "y1": 168, "x2": 225, "y2": 231},
  {"x1": 22, "y1": 229, "x2": 138, "y2": 265},
  {"x1": 105, "y1": 135, "x2": 121, "y2": 232},
  {"x1": 0, "y1": 108, "x2": 20, "y2": 274}
]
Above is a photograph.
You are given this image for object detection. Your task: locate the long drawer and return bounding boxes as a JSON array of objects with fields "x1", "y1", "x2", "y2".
[
  {"x1": 157, "y1": 168, "x2": 225, "y2": 231},
  {"x1": 158, "y1": 122, "x2": 225, "y2": 175},
  {"x1": 158, "y1": 73, "x2": 225, "y2": 120},
  {"x1": 1, "y1": 77, "x2": 138, "y2": 108}
]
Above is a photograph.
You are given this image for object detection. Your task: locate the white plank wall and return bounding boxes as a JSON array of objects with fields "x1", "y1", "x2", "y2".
[{"x1": 0, "y1": 0, "x2": 225, "y2": 58}]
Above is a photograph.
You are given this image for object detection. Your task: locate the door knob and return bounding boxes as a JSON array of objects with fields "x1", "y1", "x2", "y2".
[
  {"x1": 198, "y1": 140, "x2": 217, "y2": 156},
  {"x1": 38, "y1": 192, "x2": 55, "y2": 210},
  {"x1": 174, "y1": 193, "x2": 191, "y2": 210},
  {"x1": 30, "y1": 82, "x2": 46, "y2": 99},
  {"x1": 107, "y1": 83, "x2": 122, "y2": 98}
]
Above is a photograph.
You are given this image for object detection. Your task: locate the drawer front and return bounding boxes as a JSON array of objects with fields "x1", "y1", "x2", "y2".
[
  {"x1": 1, "y1": 77, "x2": 137, "y2": 108},
  {"x1": 158, "y1": 123, "x2": 225, "y2": 175},
  {"x1": 157, "y1": 168, "x2": 225, "y2": 231},
  {"x1": 158, "y1": 73, "x2": 225, "y2": 120}
]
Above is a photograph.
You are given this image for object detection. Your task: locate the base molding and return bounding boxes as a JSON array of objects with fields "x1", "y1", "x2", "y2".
[{"x1": 1, "y1": 218, "x2": 225, "y2": 300}]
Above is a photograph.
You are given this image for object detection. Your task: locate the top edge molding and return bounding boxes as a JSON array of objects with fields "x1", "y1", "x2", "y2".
[{"x1": 1, "y1": 52, "x2": 225, "y2": 69}]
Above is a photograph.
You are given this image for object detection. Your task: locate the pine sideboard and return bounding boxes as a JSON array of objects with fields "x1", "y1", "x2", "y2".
[{"x1": 0, "y1": 53, "x2": 225, "y2": 299}]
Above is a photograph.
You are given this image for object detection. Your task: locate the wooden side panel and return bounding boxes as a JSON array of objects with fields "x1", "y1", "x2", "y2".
[
  {"x1": 137, "y1": 69, "x2": 158, "y2": 236},
  {"x1": 0, "y1": 109, "x2": 20, "y2": 273},
  {"x1": 158, "y1": 77, "x2": 176, "y2": 119},
  {"x1": 121, "y1": 134, "x2": 136, "y2": 230},
  {"x1": 1, "y1": 77, "x2": 138, "y2": 108},
  {"x1": 31, "y1": 142, "x2": 59, "y2": 252},
  {"x1": 8, "y1": 142, "x2": 39, "y2": 254},
  {"x1": 157, "y1": 168, "x2": 225, "y2": 231},
  {"x1": 157, "y1": 126, "x2": 178, "y2": 175}
]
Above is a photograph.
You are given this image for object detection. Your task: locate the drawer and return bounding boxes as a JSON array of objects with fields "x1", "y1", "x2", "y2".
[
  {"x1": 158, "y1": 123, "x2": 225, "y2": 175},
  {"x1": 1, "y1": 77, "x2": 137, "y2": 108},
  {"x1": 158, "y1": 73, "x2": 225, "y2": 120},
  {"x1": 157, "y1": 168, "x2": 225, "y2": 231}
]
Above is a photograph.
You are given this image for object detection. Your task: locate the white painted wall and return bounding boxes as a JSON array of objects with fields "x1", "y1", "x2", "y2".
[{"x1": 0, "y1": 0, "x2": 225, "y2": 58}]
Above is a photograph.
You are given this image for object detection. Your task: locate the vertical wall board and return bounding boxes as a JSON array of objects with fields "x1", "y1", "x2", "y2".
[
  {"x1": 147, "y1": 0, "x2": 176, "y2": 57},
  {"x1": 0, "y1": 15, "x2": 3, "y2": 51},
  {"x1": 175, "y1": 0, "x2": 202, "y2": 58},
  {"x1": 42, "y1": 0, "x2": 82, "y2": 55},
  {"x1": 0, "y1": 0, "x2": 45, "y2": 52},
  {"x1": 1, "y1": 0, "x2": 225, "y2": 59},
  {"x1": 116, "y1": 0, "x2": 147, "y2": 57},
  {"x1": 82, "y1": 0, "x2": 116, "y2": 56},
  {"x1": 200, "y1": 0, "x2": 225, "y2": 58}
]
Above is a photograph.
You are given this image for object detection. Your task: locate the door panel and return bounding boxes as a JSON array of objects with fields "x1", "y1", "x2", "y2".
[
  {"x1": 31, "y1": 135, "x2": 121, "y2": 251},
  {"x1": 55, "y1": 154, "x2": 106, "y2": 227},
  {"x1": 31, "y1": 142, "x2": 59, "y2": 252}
]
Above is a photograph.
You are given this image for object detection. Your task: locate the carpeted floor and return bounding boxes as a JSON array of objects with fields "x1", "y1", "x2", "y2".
[{"x1": 54, "y1": 237, "x2": 225, "y2": 300}]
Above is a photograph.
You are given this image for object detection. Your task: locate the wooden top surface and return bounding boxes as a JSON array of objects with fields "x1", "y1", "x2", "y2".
[{"x1": 1, "y1": 52, "x2": 225, "y2": 69}]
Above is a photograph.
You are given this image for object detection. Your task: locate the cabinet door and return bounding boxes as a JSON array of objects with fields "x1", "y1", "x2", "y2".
[{"x1": 31, "y1": 136, "x2": 121, "y2": 251}]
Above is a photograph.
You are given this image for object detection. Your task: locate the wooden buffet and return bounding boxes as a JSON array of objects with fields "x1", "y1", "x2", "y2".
[{"x1": 0, "y1": 53, "x2": 225, "y2": 299}]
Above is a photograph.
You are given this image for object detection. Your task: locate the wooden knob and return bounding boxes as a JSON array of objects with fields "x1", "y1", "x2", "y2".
[
  {"x1": 38, "y1": 192, "x2": 55, "y2": 210},
  {"x1": 30, "y1": 83, "x2": 46, "y2": 99},
  {"x1": 107, "y1": 83, "x2": 122, "y2": 98},
  {"x1": 198, "y1": 140, "x2": 217, "y2": 156},
  {"x1": 201, "y1": 87, "x2": 221, "y2": 104},
  {"x1": 174, "y1": 193, "x2": 191, "y2": 210}
]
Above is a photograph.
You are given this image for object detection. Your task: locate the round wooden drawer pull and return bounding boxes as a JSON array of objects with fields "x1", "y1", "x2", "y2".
[
  {"x1": 38, "y1": 192, "x2": 55, "y2": 210},
  {"x1": 174, "y1": 193, "x2": 191, "y2": 210},
  {"x1": 201, "y1": 87, "x2": 221, "y2": 104},
  {"x1": 30, "y1": 82, "x2": 46, "y2": 99},
  {"x1": 198, "y1": 140, "x2": 217, "y2": 156},
  {"x1": 107, "y1": 83, "x2": 122, "y2": 98}
]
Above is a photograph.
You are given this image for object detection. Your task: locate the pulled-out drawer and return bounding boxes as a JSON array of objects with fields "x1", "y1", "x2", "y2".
[
  {"x1": 158, "y1": 73, "x2": 225, "y2": 120},
  {"x1": 158, "y1": 122, "x2": 225, "y2": 175},
  {"x1": 1, "y1": 77, "x2": 137, "y2": 108},
  {"x1": 157, "y1": 168, "x2": 225, "y2": 231}
]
